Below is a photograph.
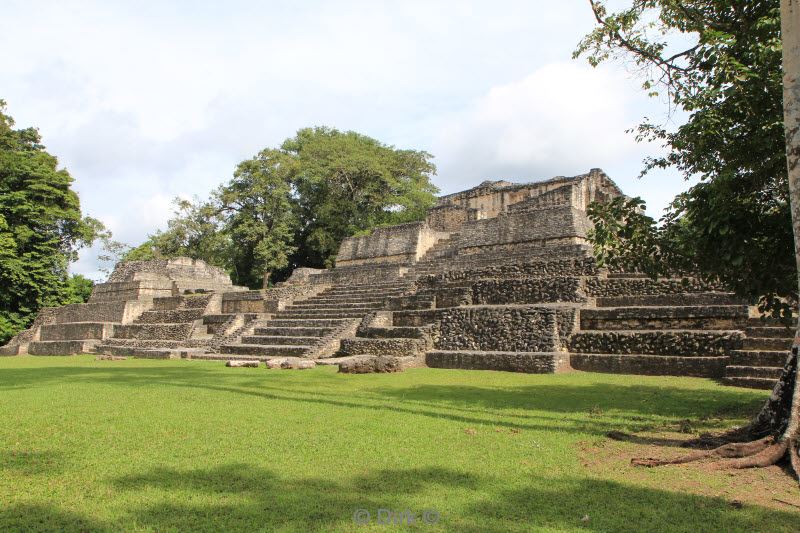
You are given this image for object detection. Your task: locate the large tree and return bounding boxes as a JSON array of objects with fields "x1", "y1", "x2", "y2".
[
  {"x1": 217, "y1": 149, "x2": 298, "y2": 287},
  {"x1": 0, "y1": 100, "x2": 103, "y2": 343},
  {"x1": 286, "y1": 127, "x2": 438, "y2": 268},
  {"x1": 133, "y1": 127, "x2": 438, "y2": 287},
  {"x1": 577, "y1": 0, "x2": 800, "y2": 479}
]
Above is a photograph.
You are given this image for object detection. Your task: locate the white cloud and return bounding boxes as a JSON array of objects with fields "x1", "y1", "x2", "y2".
[
  {"x1": 432, "y1": 63, "x2": 642, "y2": 188},
  {"x1": 0, "y1": 1, "x2": 692, "y2": 279}
]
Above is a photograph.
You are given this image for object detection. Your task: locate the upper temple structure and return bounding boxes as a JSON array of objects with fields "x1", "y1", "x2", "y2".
[{"x1": 1, "y1": 169, "x2": 790, "y2": 389}]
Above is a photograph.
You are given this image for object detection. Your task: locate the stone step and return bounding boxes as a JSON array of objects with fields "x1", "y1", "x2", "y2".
[
  {"x1": 568, "y1": 330, "x2": 742, "y2": 356},
  {"x1": 220, "y1": 344, "x2": 311, "y2": 357},
  {"x1": 151, "y1": 296, "x2": 184, "y2": 311},
  {"x1": 747, "y1": 317, "x2": 795, "y2": 327},
  {"x1": 112, "y1": 323, "x2": 194, "y2": 340},
  {"x1": 275, "y1": 309, "x2": 373, "y2": 319},
  {"x1": 203, "y1": 313, "x2": 259, "y2": 324},
  {"x1": 580, "y1": 305, "x2": 748, "y2": 330},
  {"x1": 318, "y1": 285, "x2": 411, "y2": 297},
  {"x1": 302, "y1": 296, "x2": 390, "y2": 305},
  {"x1": 729, "y1": 350, "x2": 789, "y2": 367},
  {"x1": 741, "y1": 337, "x2": 792, "y2": 350},
  {"x1": 412, "y1": 249, "x2": 592, "y2": 272},
  {"x1": 285, "y1": 302, "x2": 384, "y2": 311},
  {"x1": 188, "y1": 352, "x2": 263, "y2": 361},
  {"x1": 136, "y1": 308, "x2": 205, "y2": 324},
  {"x1": 0, "y1": 344, "x2": 20, "y2": 356},
  {"x1": 39, "y1": 322, "x2": 115, "y2": 341},
  {"x1": 267, "y1": 318, "x2": 352, "y2": 328},
  {"x1": 425, "y1": 350, "x2": 569, "y2": 374},
  {"x1": 254, "y1": 326, "x2": 334, "y2": 337},
  {"x1": 595, "y1": 292, "x2": 741, "y2": 307},
  {"x1": 724, "y1": 365, "x2": 783, "y2": 379},
  {"x1": 721, "y1": 376, "x2": 777, "y2": 390},
  {"x1": 570, "y1": 353, "x2": 727, "y2": 378},
  {"x1": 321, "y1": 284, "x2": 409, "y2": 292},
  {"x1": 339, "y1": 337, "x2": 427, "y2": 357},
  {"x1": 180, "y1": 295, "x2": 214, "y2": 309},
  {"x1": 240, "y1": 335, "x2": 320, "y2": 346},
  {"x1": 102, "y1": 339, "x2": 183, "y2": 348},
  {"x1": 98, "y1": 345, "x2": 179, "y2": 359},
  {"x1": 28, "y1": 340, "x2": 100, "y2": 356},
  {"x1": 358, "y1": 326, "x2": 427, "y2": 339},
  {"x1": 744, "y1": 326, "x2": 793, "y2": 339}
]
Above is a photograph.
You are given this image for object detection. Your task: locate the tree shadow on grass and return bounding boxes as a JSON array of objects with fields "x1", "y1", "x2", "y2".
[
  {"x1": 458, "y1": 476, "x2": 800, "y2": 533},
  {"x1": 110, "y1": 464, "x2": 481, "y2": 532},
  {"x1": 4, "y1": 464, "x2": 795, "y2": 532},
  {"x1": 374, "y1": 382, "x2": 764, "y2": 419},
  {"x1": 0, "y1": 450, "x2": 65, "y2": 475},
  {"x1": 0, "y1": 364, "x2": 766, "y2": 438},
  {"x1": 0, "y1": 503, "x2": 104, "y2": 533}
]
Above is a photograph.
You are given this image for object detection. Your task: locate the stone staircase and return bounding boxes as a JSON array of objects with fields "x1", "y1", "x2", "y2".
[
  {"x1": 569, "y1": 276, "x2": 748, "y2": 378},
  {"x1": 723, "y1": 318, "x2": 793, "y2": 389},
  {"x1": 98, "y1": 294, "x2": 213, "y2": 358},
  {"x1": 216, "y1": 281, "x2": 413, "y2": 360}
]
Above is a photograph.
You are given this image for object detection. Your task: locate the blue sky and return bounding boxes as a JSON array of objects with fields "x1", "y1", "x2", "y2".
[{"x1": 1, "y1": 1, "x2": 690, "y2": 279}]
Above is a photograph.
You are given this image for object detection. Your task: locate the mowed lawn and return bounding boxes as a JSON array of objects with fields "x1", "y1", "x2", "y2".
[{"x1": 0, "y1": 356, "x2": 797, "y2": 532}]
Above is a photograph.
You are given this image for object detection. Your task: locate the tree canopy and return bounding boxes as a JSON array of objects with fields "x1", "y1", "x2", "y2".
[
  {"x1": 130, "y1": 127, "x2": 438, "y2": 288},
  {"x1": 575, "y1": 0, "x2": 793, "y2": 316},
  {"x1": 0, "y1": 100, "x2": 102, "y2": 343}
]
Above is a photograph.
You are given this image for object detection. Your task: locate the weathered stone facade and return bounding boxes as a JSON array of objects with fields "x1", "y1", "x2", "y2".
[{"x1": 3, "y1": 169, "x2": 785, "y2": 389}]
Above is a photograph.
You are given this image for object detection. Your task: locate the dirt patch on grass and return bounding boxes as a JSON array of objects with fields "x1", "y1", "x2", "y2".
[{"x1": 575, "y1": 431, "x2": 800, "y2": 513}]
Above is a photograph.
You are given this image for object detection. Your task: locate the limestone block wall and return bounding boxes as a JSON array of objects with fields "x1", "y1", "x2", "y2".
[
  {"x1": 50, "y1": 300, "x2": 152, "y2": 324},
  {"x1": 433, "y1": 169, "x2": 623, "y2": 221},
  {"x1": 106, "y1": 257, "x2": 238, "y2": 293},
  {"x1": 456, "y1": 206, "x2": 592, "y2": 254},
  {"x1": 88, "y1": 278, "x2": 175, "y2": 303},
  {"x1": 426, "y1": 204, "x2": 470, "y2": 232},
  {"x1": 335, "y1": 222, "x2": 449, "y2": 267},
  {"x1": 221, "y1": 284, "x2": 326, "y2": 314}
]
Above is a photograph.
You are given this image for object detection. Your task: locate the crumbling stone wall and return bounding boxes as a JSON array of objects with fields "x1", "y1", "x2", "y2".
[
  {"x1": 434, "y1": 307, "x2": 560, "y2": 352},
  {"x1": 471, "y1": 277, "x2": 587, "y2": 305}
]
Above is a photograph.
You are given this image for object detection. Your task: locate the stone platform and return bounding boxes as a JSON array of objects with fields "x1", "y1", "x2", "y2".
[{"x1": 3, "y1": 169, "x2": 784, "y2": 388}]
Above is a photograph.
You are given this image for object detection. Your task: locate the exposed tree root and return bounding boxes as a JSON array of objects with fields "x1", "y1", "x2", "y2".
[
  {"x1": 722, "y1": 440, "x2": 789, "y2": 469},
  {"x1": 632, "y1": 436, "x2": 777, "y2": 467},
  {"x1": 627, "y1": 349, "x2": 800, "y2": 484}
]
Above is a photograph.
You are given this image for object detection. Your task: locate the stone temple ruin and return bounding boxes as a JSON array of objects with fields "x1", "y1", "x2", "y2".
[{"x1": 1, "y1": 169, "x2": 791, "y2": 388}]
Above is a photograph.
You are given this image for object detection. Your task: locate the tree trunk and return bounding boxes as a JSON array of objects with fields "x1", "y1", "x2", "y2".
[{"x1": 779, "y1": 0, "x2": 800, "y2": 478}]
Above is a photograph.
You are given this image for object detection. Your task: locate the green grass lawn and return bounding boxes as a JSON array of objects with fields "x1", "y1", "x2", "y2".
[{"x1": 0, "y1": 356, "x2": 797, "y2": 532}]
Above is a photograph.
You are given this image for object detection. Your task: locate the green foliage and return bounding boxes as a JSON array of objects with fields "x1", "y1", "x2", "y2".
[
  {"x1": 133, "y1": 127, "x2": 438, "y2": 287},
  {"x1": 60, "y1": 274, "x2": 94, "y2": 305},
  {"x1": 587, "y1": 197, "x2": 667, "y2": 278},
  {"x1": 576, "y1": 1, "x2": 793, "y2": 315},
  {"x1": 217, "y1": 149, "x2": 298, "y2": 287},
  {"x1": 0, "y1": 100, "x2": 103, "y2": 343},
  {"x1": 149, "y1": 198, "x2": 232, "y2": 272},
  {"x1": 286, "y1": 127, "x2": 438, "y2": 267}
]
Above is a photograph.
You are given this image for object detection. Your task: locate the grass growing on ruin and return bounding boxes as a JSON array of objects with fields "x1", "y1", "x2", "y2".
[{"x1": 0, "y1": 356, "x2": 797, "y2": 532}]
